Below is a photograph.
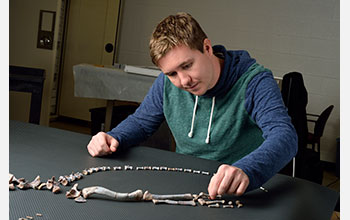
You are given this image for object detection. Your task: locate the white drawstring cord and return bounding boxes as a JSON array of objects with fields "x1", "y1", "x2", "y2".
[
  {"x1": 188, "y1": 96, "x2": 199, "y2": 138},
  {"x1": 205, "y1": 97, "x2": 215, "y2": 144}
]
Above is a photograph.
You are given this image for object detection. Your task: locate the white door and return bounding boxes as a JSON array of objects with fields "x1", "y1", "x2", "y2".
[{"x1": 59, "y1": 0, "x2": 120, "y2": 121}]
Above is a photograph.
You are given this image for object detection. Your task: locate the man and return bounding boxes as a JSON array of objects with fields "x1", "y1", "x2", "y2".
[{"x1": 87, "y1": 12, "x2": 297, "y2": 199}]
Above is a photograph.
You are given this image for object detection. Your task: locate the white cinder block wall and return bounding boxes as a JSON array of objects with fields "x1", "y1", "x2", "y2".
[{"x1": 116, "y1": 0, "x2": 340, "y2": 163}]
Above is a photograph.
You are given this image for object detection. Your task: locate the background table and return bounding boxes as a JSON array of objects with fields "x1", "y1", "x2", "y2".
[
  {"x1": 73, "y1": 64, "x2": 157, "y2": 131},
  {"x1": 9, "y1": 121, "x2": 339, "y2": 220}
]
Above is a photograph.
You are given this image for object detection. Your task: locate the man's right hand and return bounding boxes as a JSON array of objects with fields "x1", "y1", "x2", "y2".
[{"x1": 87, "y1": 132, "x2": 119, "y2": 157}]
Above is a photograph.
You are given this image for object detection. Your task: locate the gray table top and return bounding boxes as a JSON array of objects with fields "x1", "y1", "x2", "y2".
[{"x1": 9, "y1": 120, "x2": 339, "y2": 220}]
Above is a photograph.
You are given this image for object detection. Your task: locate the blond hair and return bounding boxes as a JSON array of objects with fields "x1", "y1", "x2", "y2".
[{"x1": 149, "y1": 12, "x2": 208, "y2": 65}]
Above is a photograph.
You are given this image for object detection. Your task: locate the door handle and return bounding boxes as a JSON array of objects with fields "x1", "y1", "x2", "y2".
[{"x1": 105, "y1": 43, "x2": 114, "y2": 53}]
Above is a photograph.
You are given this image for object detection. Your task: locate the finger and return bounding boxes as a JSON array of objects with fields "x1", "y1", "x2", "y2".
[
  {"x1": 235, "y1": 178, "x2": 249, "y2": 196},
  {"x1": 217, "y1": 172, "x2": 234, "y2": 196},
  {"x1": 227, "y1": 175, "x2": 241, "y2": 195},
  {"x1": 208, "y1": 172, "x2": 224, "y2": 199},
  {"x1": 107, "y1": 135, "x2": 119, "y2": 152}
]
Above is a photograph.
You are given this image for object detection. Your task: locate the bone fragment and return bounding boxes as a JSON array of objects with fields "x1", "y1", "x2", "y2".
[
  {"x1": 66, "y1": 183, "x2": 81, "y2": 199},
  {"x1": 75, "y1": 195, "x2": 87, "y2": 203},
  {"x1": 235, "y1": 200, "x2": 243, "y2": 208},
  {"x1": 201, "y1": 171, "x2": 210, "y2": 175},
  {"x1": 26, "y1": 216, "x2": 33, "y2": 219},
  {"x1": 28, "y1": 175, "x2": 41, "y2": 189},
  {"x1": 52, "y1": 184, "x2": 61, "y2": 194},
  {"x1": 82, "y1": 186, "x2": 143, "y2": 201},
  {"x1": 205, "y1": 200, "x2": 226, "y2": 205},
  {"x1": 152, "y1": 199, "x2": 196, "y2": 206},
  {"x1": 9, "y1": 173, "x2": 16, "y2": 184},
  {"x1": 223, "y1": 205, "x2": 234, "y2": 208},
  {"x1": 143, "y1": 191, "x2": 193, "y2": 201},
  {"x1": 198, "y1": 198, "x2": 206, "y2": 206},
  {"x1": 208, "y1": 203, "x2": 220, "y2": 208},
  {"x1": 46, "y1": 176, "x2": 55, "y2": 190},
  {"x1": 113, "y1": 166, "x2": 122, "y2": 171},
  {"x1": 259, "y1": 186, "x2": 268, "y2": 192},
  {"x1": 36, "y1": 213, "x2": 42, "y2": 217},
  {"x1": 58, "y1": 176, "x2": 69, "y2": 186},
  {"x1": 193, "y1": 170, "x2": 201, "y2": 174},
  {"x1": 9, "y1": 183, "x2": 15, "y2": 190},
  {"x1": 82, "y1": 169, "x2": 89, "y2": 175},
  {"x1": 37, "y1": 183, "x2": 46, "y2": 190},
  {"x1": 17, "y1": 180, "x2": 31, "y2": 190},
  {"x1": 159, "y1": 167, "x2": 167, "y2": 171},
  {"x1": 124, "y1": 165, "x2": 133, "y2": 170}
]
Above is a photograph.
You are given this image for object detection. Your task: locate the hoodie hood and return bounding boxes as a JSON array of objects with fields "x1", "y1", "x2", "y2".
[{"x1": 203, "y1": 45, "x2": 256, "y2": 98}]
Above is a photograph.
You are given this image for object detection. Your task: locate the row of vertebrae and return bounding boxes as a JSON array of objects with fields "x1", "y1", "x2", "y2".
[{"x1": 9, "y1": 174, "x2": 61, "y2": 194}]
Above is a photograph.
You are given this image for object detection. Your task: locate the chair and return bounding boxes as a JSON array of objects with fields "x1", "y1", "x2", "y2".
[
  {"x1": 307, "y1": 105, "x2": 334, "y2": 153},
  {"x1": 9, "y1": 65, "x2": 46, "y2": 124},
  {"x1": 279, "y1": 72, "x2": 309, "y2": 177}
]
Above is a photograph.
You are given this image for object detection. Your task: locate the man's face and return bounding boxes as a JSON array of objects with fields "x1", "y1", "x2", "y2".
[{"x1": 157, "y1": 42, "x2": 218, "y2": 96}]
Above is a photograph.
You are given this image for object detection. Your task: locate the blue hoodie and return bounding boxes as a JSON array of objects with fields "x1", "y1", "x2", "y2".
[{"x1": 108, "y1": 45, "x2": 297, "y2": 191}]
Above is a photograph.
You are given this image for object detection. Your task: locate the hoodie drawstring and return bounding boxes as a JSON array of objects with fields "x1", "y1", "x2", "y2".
[
  {"x1": 188, "y1": 96, "x2": 198, "y2": 138},
  {"x1": 188, "y1": 96, "x2": 216, "y2": 144},
  {"x1": 206, "y1": 97, "x2": 215, "y2": 144}
]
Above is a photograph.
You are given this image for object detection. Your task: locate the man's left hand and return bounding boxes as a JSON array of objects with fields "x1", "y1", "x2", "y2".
[{"x1": 207, "y1": 164, "x2": 249, "y2": 199}]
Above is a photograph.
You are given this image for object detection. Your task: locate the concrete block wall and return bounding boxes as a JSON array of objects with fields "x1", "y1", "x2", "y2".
[{"x1": 116, "y1": 0, "x2": 340, "y2": 162}]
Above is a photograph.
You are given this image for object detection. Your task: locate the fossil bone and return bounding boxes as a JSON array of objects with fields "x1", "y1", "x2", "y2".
[
  {"x1": 37, "y1": 182, "x2": 46, "y2": 190},
  {"x1": 28, "y1": 175, "x2": 41, "y2": 189},
  {"x1": 66, "y1": 183, "x2": 81, "y2": 199},
  {"x1": 259, "y1": 186, "x2": 268, "y2": 192},
  {"x1": 58, "y1": 176, "x2": 69, "y2": 186},
  {"x1": 75, "y1": 195, "x2": 87, "y2": 203},
  {"x1": 208, "y1": 203, "x2": 220, "y2": 208},
  {"x1": 82, "y1": 186, "x2": 143, "y2": 201},
  {"x1": 17, "y1": 178, "x2": 31, "y2": 190},
  {"x1": 46, "y1": 176, "x2": 60, "y2": 193},
  {"x1": 46, "y1": 176, "x2": 55, "y2": 190},
  {"x1": 143, "y1": 191, "x2": 193, "y2": 201},
  {"x1": 52, "y1": 184, "x2": 61, "y2": 193},
  {"x1": 9, "y1": 183, "x2": 15, "y2": 190},
  {"x1": 235, "y1": 200, "x2": 243, "y2": 208},
  {"x1": 223, "y1": 204, "x2": 234, "y2": 208},
  {"x1": 113, "y1": 166, "x2": 122, "y2": 171},
  {"x1": 198, "y1": 198, "x2": 206, "y2": 206},
  {"x1": 205, "y1": 200, "x2": 226, "y2": 205},
  {"x1": 152, "y1": 199, "x2": 196, "y2": 206},
  {"x1": 9, "y1": 173, "x2": 17, "y2": 184}
]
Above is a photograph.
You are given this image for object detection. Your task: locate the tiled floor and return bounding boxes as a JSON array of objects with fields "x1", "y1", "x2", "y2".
[{"x1": 49, "y1": 118, "x2": 340, "y2": 219}]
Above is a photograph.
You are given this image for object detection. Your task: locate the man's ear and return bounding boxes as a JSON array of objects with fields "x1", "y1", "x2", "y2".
[{"x1": 203, "y1": 38, "x2": 212, "y2": 54}]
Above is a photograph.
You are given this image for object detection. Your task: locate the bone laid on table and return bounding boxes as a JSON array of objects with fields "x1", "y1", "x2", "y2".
[{"x1": 82, "y1": 186, "x2": 143, "y2": 201}]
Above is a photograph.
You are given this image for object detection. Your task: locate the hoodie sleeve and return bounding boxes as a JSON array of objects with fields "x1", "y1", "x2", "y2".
[
  {"x1": 233, "y1": 71, "x2": 298, "y2": 191},
  {"x1": 107, "y1": 73, "x2": 165, "y2": 149}
]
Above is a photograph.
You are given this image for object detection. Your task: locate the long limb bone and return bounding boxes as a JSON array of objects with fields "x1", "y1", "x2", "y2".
[
  {"x1": 152, "y1": 199, "x2": 196, "y2": 206},
  {"x1": 143, "y1": 191, "x2": 193, "y2": 201},
  {"x1": 82, "y1": 186, "x2": 143, "y2": 201}
]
